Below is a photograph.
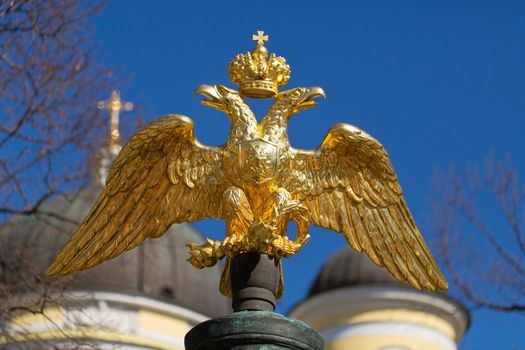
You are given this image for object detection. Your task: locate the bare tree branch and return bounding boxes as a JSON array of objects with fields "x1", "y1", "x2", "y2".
[
  {"x1": 431, "y1": 156, "x2": 525, "y2": 314},
  {"x1": 0, "y1": 0, "x2": 112, "y2": 224},
  {"x1": 0, "y1": 1, "x2": 120, "y2": 348}
]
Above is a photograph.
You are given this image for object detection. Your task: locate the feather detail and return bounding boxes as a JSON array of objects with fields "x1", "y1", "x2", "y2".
[
  {"x1": 47, "y1": 115, "x2": 225, "y2": 276},
  {"x1": 281, "y1": 123, "x2": 448, "y2": 291}
]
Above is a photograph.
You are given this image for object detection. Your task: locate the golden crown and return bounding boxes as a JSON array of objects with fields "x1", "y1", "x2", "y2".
[{"x1": 228, "y1": 31, "x2": 291, "y2": 98}]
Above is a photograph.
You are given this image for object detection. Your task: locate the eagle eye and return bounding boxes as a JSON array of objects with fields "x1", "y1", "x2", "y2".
[{"x1": 289, "y1": 89, "x2": 302, "y2": 98}]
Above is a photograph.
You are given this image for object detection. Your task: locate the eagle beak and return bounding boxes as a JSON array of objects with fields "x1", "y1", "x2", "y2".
[
  {"x1": 195, "y1": 84, "x2": 225, "y2": 111},
  {"x1": 297, "y1": 87, "x2": 326, "y2": 111}
]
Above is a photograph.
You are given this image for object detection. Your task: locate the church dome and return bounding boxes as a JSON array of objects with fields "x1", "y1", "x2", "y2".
[
  {"x1": 0, "y1": 188, "x2": 231, "y2": 318},
  {"x1": 308, "y1": 247, "x2": 399, "y2": 297},
  {"x1": 291, "y1": 248, "x2": 470, "y2": 350}
]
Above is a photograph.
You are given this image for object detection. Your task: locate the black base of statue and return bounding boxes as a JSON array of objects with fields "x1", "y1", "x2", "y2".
[
  {"x1": 184, "y1": 310, "x2": 324, "y2": 350},
  {"x1": 185, "y1": 252, "x2": 324, "y2": 350},
  {"x1": 231, "y1": 252, "x2": 280, "y2": 312}
]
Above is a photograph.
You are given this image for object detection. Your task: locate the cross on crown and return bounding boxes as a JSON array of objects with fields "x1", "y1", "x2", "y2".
[{"x1": 252, "y1": 31, "x2": 268, "y2": 46}]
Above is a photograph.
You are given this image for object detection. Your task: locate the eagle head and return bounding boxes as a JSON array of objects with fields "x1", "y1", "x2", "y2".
[
  {"x1": 195, "y1": 84, "x2": 244, "y2": 113},
  {"x1": 277, "y1": 86, "x2": 326, "y2": 117}
]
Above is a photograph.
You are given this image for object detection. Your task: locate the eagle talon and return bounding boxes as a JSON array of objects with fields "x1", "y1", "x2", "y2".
[
  {"x1": 186, "y1": 240, "x2": 222, "y2": 268},
  {"x1": 220, "y1": 234, "x2": 246, "y2": 256}
]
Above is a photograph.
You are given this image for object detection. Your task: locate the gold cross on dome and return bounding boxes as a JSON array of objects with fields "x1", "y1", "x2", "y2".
[
  {"x1": 98, "y1": 89, "x2": 133, "y2": 154},
  {"x1": 252, "y1": 31, "x2": 268, "y2": 45}
]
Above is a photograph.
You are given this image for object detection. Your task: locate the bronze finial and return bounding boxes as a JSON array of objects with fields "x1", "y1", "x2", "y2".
[{"x1": 48, "y1": 33, "x2": 448, "y2": 299}]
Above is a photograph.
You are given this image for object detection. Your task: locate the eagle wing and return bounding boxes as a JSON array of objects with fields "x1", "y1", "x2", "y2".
[
  {"x1": 47, "y1": 115, "x2": 225, "y2": 276},
  {"x1": 281, "y1": 123, "x2": 448, "y2": 291}
]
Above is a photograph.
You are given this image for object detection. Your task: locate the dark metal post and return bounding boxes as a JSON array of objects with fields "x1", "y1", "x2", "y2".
[
  {"x1": 231, "y1": 253, "x2": 280, "y2": 312},
  {"x1": 185, "y1": 253, "x2": 324, "y2": 350}
]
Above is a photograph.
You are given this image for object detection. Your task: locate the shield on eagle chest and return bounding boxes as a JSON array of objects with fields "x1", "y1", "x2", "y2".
[{"x1": 237, "y1": 139, "x2": 279, "y2": 184}]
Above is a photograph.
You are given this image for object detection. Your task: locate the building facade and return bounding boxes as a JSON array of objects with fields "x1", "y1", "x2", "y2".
[
  {"x1": 1, "y1": 190, "x2": 469, "y2": 350},
  {"x1": 0, "y1": 189, "x2": 230, "y2": 349},
  {"x1": 290, "y1": 249, "x2": 470, "y2": 350}
]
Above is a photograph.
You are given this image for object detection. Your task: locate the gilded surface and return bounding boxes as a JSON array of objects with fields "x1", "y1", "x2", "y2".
[{"x1": 48, "y1": 32, "x2": 448, "y2": 297}]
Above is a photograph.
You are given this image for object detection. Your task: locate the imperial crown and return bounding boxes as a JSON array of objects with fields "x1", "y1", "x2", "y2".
[{"x1": 228, "y1": 31, "x2": 291, "y2": 98}]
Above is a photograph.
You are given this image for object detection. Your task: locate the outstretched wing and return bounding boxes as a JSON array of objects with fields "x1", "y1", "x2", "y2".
[
  {"x1": 281, "y1": 123, "x2": 448, "y2": 291},
  {"x1": 48, "y1": 115, "x2": 225, "y2": 276}
]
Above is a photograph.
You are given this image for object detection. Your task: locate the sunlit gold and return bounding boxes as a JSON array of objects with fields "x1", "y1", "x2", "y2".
[
  {"x1": 229, "y1": 33, "x2": 290, "y2": 98},
  {"x1": 252, "y1": 30, "x2": 268, "y2": 45},
  {"x1": 48, "y1": 33, "x2": 448, "y2": 298}
]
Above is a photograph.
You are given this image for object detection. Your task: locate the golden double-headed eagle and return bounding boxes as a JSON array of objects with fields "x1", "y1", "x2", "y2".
[{"x1": 48, "y1": 32, "x2": 448, "y2": 297}]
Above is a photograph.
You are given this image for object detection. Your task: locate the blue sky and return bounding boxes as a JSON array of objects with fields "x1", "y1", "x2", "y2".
[{"x1": 93, "y1": 1, "x2": 524, "y2": 348}]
